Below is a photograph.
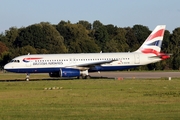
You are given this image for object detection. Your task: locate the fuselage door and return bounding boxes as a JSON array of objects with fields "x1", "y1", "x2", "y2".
[{"x1": 134, "y1": 54, "x2": 140, "y2": 64}]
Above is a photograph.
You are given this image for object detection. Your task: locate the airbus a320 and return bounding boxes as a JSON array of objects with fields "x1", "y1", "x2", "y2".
[{"x1": 4, "y1": 25, "x2": 170, "y2": 80}]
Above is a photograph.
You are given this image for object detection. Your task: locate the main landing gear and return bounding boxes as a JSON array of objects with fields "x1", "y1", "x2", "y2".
[
  {"x1": 77, "y1": 75, "x2": 91, "y2": 79},
  {"x1": 78, "y1": 70, "x2": 91, "y2": 79}
]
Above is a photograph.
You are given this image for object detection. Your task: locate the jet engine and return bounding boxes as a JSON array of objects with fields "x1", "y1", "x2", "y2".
[{"x1": 49, "y1": 68, "x2": 80, "y2": 77}]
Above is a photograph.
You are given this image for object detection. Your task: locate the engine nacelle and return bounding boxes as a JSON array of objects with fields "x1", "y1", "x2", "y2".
[
  {"x1": 49, "y1": 68, "x2": 80, "y2": 77},
  {"x1": 49, "y1": 72, "x2": 61, "y2": 77}
]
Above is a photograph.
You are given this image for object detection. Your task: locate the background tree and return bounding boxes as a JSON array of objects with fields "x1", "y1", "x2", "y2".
[
  {"x1": 105, "y1": 39, "x2": 119, "y2": 52},
  {"x1": 132, "y1": 25, "x2": 150, "y2": 44},
  {"x1": 170, "y1": 27, "x2": 180, "y2": 69},
  {"x1": 0, "y1": 51, "x2": 11, "y2": 69},
  {"x1": 57, "y1": 23, "x2": 99, "y2": 53},
  {"x1": 0, "y1": 41, "x2": 8, "y2": 55},
  {"x1": 0, "y1": 27, "x2": 19, "y2": 48},
  {"x1": 14, "y1": 22, "x2": 67, "y2": 53},
  {"x1": 77, "y1": 20, "x2": 92, "y2": 30},
  {"x1": 56, "y1": 20, "x2": 70, "y2": 46},
  {"x1": 105, "y1": 24, "x2": 118, "y2": 39},
  {"x1": 125, "y1": 27, "x2": 138, "y2": 51},
  {"x1": 93, "y1": 25, "x2": 109, "y2": 51},
  {"x1": 0, "y1": 42, "x2": 10, "y2": 69},
  {"x1": 19, "y1": 45, "x2": 37, "y2": 55},
  {"x1": 159, "y1": 30, "x2": 172, "y2": 70},
  {"x1": 92, "y1": 20, "x2": 103, "y2": 30},
  {"x1": 112, "y1": 28, "x2": 129, "y2": 52}
]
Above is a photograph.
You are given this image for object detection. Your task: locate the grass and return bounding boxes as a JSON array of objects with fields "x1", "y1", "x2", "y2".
[
  {"x1": 0, "y1": 73, "x2": 180, "y2": 119},
  {"x1": 0, "y1": 72, "x2": 49, "y2": 80}
]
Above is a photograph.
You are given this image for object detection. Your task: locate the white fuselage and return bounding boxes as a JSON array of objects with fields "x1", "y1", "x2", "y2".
[{"x1": 4, "y1": 52, "x2": 161, "y2": 73}]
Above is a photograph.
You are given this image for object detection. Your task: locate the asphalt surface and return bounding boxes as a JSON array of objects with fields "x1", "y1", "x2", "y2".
[
  {"x1": 89, "y1": 71, "x2": 180, "y2": 79},
  {"x1": 1, "y1": 71, "x2": 180, "y2": 81}
]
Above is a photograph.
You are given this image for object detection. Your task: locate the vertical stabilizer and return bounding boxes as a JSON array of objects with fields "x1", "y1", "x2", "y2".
[{"x1": 135, "y1": 25, "x2": 166, "y2": 55}]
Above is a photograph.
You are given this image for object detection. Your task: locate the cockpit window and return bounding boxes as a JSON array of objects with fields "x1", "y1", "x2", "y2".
[{"x1": 10, "y1": 60, "x2": 20, "y2": 63}]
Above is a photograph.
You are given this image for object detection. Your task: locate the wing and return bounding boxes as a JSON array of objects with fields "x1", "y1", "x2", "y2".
[
  {"x1": 77, "y1": 60, "x2": 115, "y2": 67},
  {"x1": 65, "y1": 60, "x2": 116, "y2": 70}
]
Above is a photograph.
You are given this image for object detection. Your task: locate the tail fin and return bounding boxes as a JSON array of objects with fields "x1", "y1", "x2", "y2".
[{"x1": 135, "y1": 25, "x2": 166, "y2": 55}]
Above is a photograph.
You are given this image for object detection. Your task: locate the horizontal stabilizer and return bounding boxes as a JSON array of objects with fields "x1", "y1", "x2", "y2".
[{"x1": 148, "y1": 53, "x2": 171, "y2": 60}]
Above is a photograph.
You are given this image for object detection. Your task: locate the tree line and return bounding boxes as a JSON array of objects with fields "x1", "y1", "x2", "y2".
[{"x1": 0, "y1": 20, "x2": 180, "y2": 70}]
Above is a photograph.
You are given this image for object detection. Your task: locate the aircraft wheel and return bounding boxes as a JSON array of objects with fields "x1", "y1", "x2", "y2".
[
  {"x1": 85, "y1": 75, "x2": 91, "y2": 79},
  {"x1": 77, "y1": 75, "x2": 91, "y2": 79},
  {"x1": 77, "y1": 75, "x2": 83, "y2": 79}
]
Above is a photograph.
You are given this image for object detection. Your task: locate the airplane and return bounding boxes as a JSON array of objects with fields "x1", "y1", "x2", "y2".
[{"x1": 4, "y1": 25, "x2": 170, "y2": 81}]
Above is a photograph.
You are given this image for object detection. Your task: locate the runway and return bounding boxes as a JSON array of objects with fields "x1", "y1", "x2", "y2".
[
  {"x1": 0, "y1": 71, "x2": 180, "y2": 81},
  {"x1": 89, "y1": 71, "x2": 180, "y2": 79}
]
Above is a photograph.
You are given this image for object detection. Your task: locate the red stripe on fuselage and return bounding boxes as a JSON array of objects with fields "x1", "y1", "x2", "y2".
[{"x1": 24, "y1": 58, "x2": 42, "y2": 60}]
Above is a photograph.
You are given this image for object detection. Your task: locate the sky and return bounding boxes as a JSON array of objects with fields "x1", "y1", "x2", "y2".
[{"x1": 0, "y1": 0, "x2": 180, "y2": 33}]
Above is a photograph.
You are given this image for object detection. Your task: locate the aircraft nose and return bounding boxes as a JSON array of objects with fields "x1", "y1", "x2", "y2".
[
  {"x1": 4, "y1": 64, "x2": 7, "y2": 70},
  {"x1": 4, "y1": 63, "x2": 17, "y2": 73},
  {"x1": 4, "y1": 63, "x2": 10, "y2": 70}
]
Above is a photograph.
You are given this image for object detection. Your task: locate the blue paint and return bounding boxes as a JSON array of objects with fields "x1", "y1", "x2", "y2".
[{"x1": 6, "y1": 65, "x2": 139, "y2": 73}]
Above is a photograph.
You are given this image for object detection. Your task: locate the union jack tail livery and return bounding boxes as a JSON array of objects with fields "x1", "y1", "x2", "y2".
[{"x1": 135, "y1": 25, "x2": 166, "y2": 54}]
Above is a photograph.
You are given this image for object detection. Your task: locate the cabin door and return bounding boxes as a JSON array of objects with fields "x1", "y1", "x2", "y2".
[{"x1": 134, "y1": 54, "x2": 140, "y2": 64}]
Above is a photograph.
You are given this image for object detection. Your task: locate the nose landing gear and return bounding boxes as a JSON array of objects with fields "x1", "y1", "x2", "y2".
[{"x1": 26, "y1": 73, "x2": 30, "y2": 81}]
